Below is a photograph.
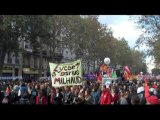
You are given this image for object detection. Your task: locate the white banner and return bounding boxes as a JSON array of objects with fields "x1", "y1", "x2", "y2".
[
  {"x1": 49, "y1": 60, "x2": 83, "y2": 87},
  {"x1": 0, "y1": 76, "x2": 22, "y2": 80}
]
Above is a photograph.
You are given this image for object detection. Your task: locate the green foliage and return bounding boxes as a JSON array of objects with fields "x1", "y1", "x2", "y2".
[
  {"x1": 133, "y1": 15, "x2": 160, "y2": 65},
  {"x1": 0, "y1": 15, "x2": 148, "y2": 75}
]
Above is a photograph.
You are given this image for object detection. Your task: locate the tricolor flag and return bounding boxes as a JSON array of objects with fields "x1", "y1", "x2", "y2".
[
  {"x1": 111, "y1": 69, "x2": 117, "y2": 78},
  {"x1": 123, "y1": 66, "x2": 131, "y2": 80}
]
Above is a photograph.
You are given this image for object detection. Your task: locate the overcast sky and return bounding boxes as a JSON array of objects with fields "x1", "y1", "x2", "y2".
[{"x1": 98, "y1": 15, "x2": 155, "y2": 73}]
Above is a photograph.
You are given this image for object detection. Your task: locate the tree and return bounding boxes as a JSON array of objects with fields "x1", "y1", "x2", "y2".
[
  {"x1": 130, "y1": 49, "x2": 147, "y2": 74},
  {"x1": 152, "y1": 68, "x2": 160, "y2": 75},
  {"x1": 132, "y1": 15, "x2": 160, "y2": 65},
  {"x1": 25, "y1": 15, "x2": 52, "y2": 77},
  {"x1": 0, "y1": 15, "x2": 27, "y2": 77}
]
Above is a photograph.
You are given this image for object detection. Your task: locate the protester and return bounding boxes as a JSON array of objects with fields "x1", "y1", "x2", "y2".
[
  {"x1": 64, "y1": 86, "x2": 72, "y2": 105},
  {"x1": 111, "y1": 87, "x2": 119, "y2": 105},
  {"x1": 91, "y1": 84, "x2": 101, "y2": 105},
  {"x1": 30, "y1": 85, "x2": 38, "y2": 104},
  {"x1": 146, "y1": 88, "x2": 159, "y2": 105},
  {"x1": 1, "y1": 75, "x2": 160, "y2": 105},
  {"x1": 119, "y1": 90, "x2": 128, "y2": 105},
  {"x1": 131, "y1": 95, "x2": 140, "y2": 105},
  {"x1": 72, "y1": 87, "x2": 80, "y2": 105},
  {"x1": 137, "y1": 83, "x2": 145, "y2": 104},
  {"x1": 100, "y1": 85, "x2": 112, "y2": 105},
  {"x1": 5, "y1": 86, "x2": 11, "y2": 97},
  {"x1": 127, "y1": 86, "x2": 136, "y2": 104},
  {"x1": 36, "y1": 90, "x2": 47, "y2": 105},
  {"x1": 54, "y1": 88, "x2": 63, "y2": 105},
  {"x1": 47, "y1": 88, "x2": 55, "y2": 104},
  {"x1": 70, "y1": 87, "x2": 75, "y2": 104},
  {"x1": 77, "y1": 92, "x2": 87, "y2": 104},
  {"x1": 85, "y1": 89, "x2": 93, "y2": 104},
  {"x1": 18, "y1": 82, "x2": 29, "y2": 104}
]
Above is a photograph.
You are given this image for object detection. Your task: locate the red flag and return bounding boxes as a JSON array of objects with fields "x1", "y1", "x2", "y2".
[
  {"x1": 144, "y1": 80, "x2": 150, "y2": 98},
  {"x1": 97, "y1": 74, "x2": 102, "y2": 83},
  {"x1": 124, "y1": 71, "x2": 130, "y2": 80},
  {"x1": 124, "y1": 66, "x2": 131, "y2": 75}
]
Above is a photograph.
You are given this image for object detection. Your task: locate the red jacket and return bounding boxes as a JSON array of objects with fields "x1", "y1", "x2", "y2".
[
  {"x1": 153, "y1": 85, "x2": 157, "y2": 89},
  {"x1": 100, "y1": 89, "x2": 112, "y2": 105},
  {"x1": 36, "y1": 96, "x2": 47, "y2": 105},
  {"x1": 111, "y1": 94, "x2": 119, "y2": 104}
]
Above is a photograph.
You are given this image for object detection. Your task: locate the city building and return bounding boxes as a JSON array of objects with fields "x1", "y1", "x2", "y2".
[{"x1": 1, "y1": 39, "x2": 96, "y2": 80}]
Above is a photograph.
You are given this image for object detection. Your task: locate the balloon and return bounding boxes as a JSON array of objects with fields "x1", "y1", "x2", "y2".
[{"x1": 104, "y1": 57, "x2": 110, "y2": 65}]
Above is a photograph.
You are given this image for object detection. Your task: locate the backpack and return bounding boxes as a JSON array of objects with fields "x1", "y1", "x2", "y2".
[
  {"x1": 20, "y1": 87, "x2": 29, "y2": 99},
  {"x1": 31, "y1": 89, "x2": 37, "y2": 98}
]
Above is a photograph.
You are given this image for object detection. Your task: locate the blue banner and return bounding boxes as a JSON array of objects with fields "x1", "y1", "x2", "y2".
[{"x1": 83, "y1": 74, "x2": 96, "y2": 80}]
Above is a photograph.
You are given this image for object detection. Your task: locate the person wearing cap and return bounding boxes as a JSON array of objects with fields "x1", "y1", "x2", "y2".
[
  {"x1": 100, "y1": 85, "x2": 112, "y2": 105},
  {"x1": 153, "y1": 82, "x2": 157, "y2": 89},
  {"x1": 146, "y1": 88, "x2": 159, "y2": 105}
]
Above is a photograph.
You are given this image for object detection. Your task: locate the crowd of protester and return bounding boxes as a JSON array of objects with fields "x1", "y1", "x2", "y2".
[{"x1": 0, "y1": 78, "x2": 160, "y2": 105}]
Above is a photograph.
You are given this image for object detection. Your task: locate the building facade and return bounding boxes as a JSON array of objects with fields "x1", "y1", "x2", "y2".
[{"x1": 1, "y1": 40, "x2": 96, "y2": 80}]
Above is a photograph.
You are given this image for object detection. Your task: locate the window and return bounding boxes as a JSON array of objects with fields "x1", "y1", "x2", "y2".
[
  {"x1": 0, "y1": 49, "x2": 1, "y2": 56},
  {"x1": 65, "y1": 44, "x2": 68, "y2": 48},
  {"x1": 66, "y1": 51, "x2": 68, "y2": 54}
]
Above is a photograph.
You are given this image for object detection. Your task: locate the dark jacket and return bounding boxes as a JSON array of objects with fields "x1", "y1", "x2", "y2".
[
  {"x1": 54, "y1": 92, "x2": 63, "y2": 105},
  {"x1": 30, "y1": 89, "x2": 38, "y2": 104},
  {"x1": 128, "y1": 92, "x2": 137, "y2": 105},
  {"x1": 47, "y1": 93, "x2": 55, "y2": 105},
  {"x1": 69, "y1": 92, "x2": 75, "y2": 104},
  {"x1": 64, "y1": 92, "x2": 72, "y2": 105},
  {"x1": 85, "y1": 95, "x2": 93, "y2": 104}
]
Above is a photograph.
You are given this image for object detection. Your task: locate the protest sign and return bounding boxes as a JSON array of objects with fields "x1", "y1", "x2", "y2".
[
  {"x1": 49, "y1": 60, "x2": 83, "y2": 87},
  {"x1": 83, "y1": 74, "x2": 96, "y2": 81},
  {"x1": 102, "y1": 77, "x2": 117, "y2": 85}
]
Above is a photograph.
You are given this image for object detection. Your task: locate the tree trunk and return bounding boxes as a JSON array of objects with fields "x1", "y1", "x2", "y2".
[
  {"x1": 39, "y1": 49, "x2": 43, "y2": 79},
  {"x1": 87, "y1": 60, "x2": 90, "y2": 74},
  {"x1": 93, "y1": 59, "x2": 96, "y2": 72},
  {"x1": 18, "y1": 51, "x2": 23, "y2": 80},
  {"x1": 0, "y1": 48, "x2": 7, "y2": 78}
]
